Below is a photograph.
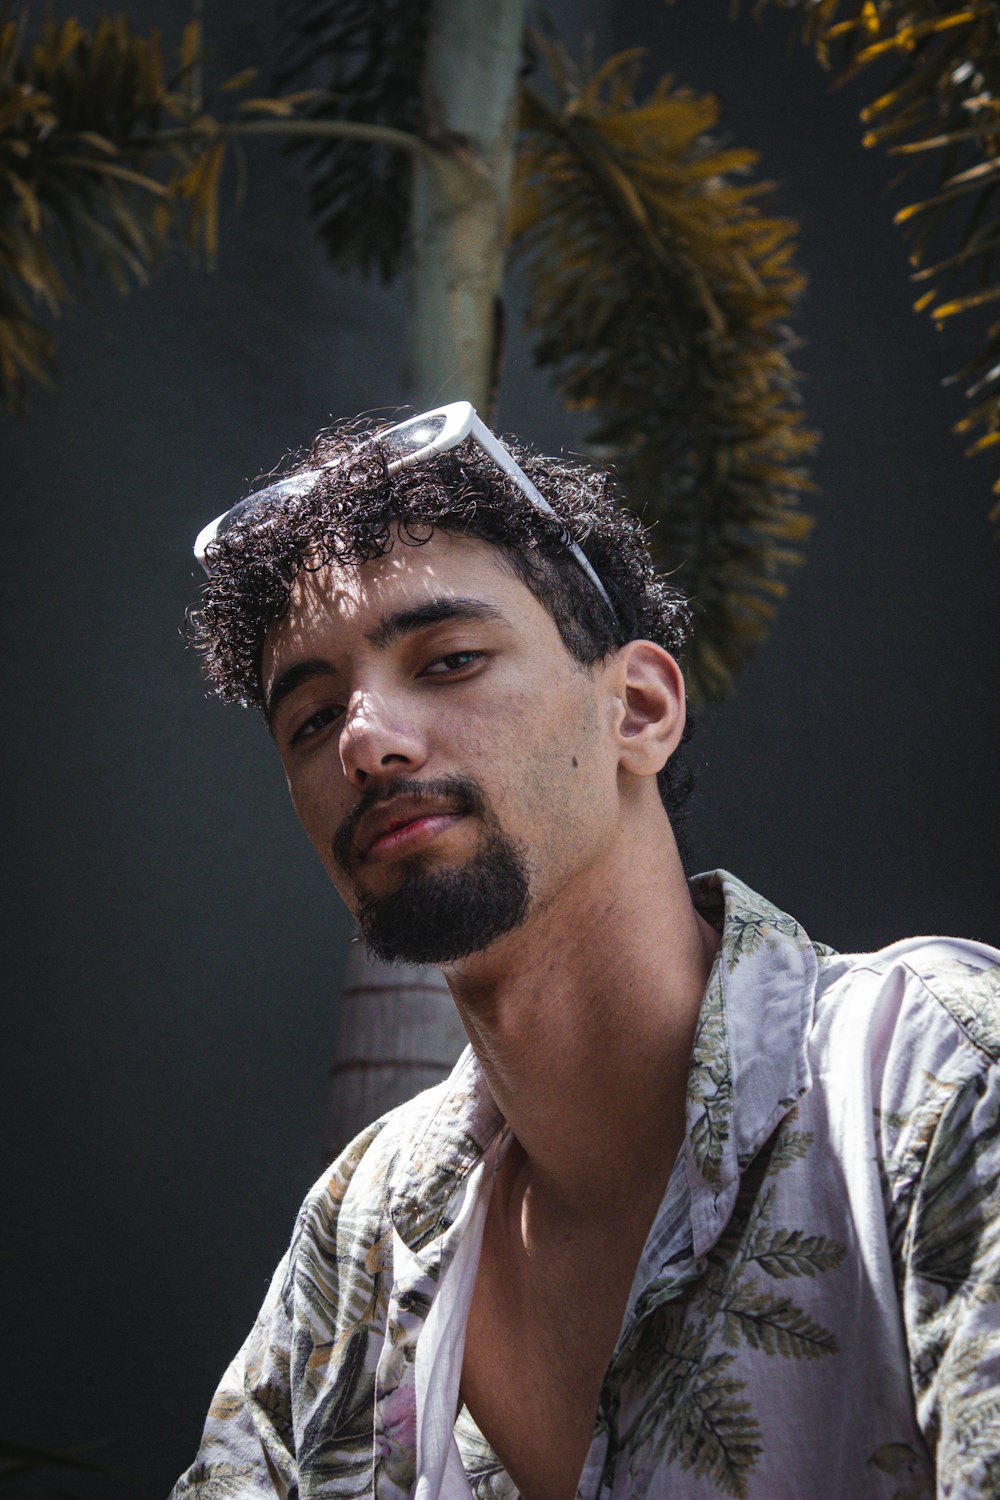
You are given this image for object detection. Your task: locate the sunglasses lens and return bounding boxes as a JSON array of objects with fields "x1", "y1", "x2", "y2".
[
  {"x1": 215, "y1": 473, "x2": 318, "y2": 540},
  {"x1": 380, "y1": 411, "x2": 448, "y2": 464}
]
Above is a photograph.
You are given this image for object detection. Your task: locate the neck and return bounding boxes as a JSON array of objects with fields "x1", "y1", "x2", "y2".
[{"x1": 442, "y1": 819, "x2": 719, "y2": 1220}]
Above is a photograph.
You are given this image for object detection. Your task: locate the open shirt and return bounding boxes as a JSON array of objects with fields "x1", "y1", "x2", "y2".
[{"x1": 171, "y1": 872, "x2": 1000, "y2": 1499}]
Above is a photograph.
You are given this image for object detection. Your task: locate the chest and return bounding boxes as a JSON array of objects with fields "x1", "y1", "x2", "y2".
[
  {"x1": 459, "y1": 1207, "x2": 645, "y2": 1500},
  {"x1": 357, "y1": 1101, "x2": 924, "y2": 1500},
  {"x1": 446, "y1": 1107, "x2": 907, "y2": 1500}
]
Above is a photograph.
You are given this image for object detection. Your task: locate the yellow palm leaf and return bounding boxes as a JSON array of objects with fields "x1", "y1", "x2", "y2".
[{"x1": 511, "y1": 41, "x2": 815, "y2": 702}]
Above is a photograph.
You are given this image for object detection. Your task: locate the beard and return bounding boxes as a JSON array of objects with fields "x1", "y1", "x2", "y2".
[{"x1": 333, "y1": 774, "x2": 532, "y2": 965}]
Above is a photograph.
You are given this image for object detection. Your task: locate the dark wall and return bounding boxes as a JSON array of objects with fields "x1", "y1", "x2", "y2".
[
  {"x1": 612, "y1": 3, "x2": 1000, "y2": 949},
  {"x1": 4, "y1": 3, "x2": 997, "y2": 1495}
]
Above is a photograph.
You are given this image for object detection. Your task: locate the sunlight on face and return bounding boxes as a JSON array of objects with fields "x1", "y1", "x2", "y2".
[{"x1": 262, "y1": 530, "x2": 624, "y2": 964}]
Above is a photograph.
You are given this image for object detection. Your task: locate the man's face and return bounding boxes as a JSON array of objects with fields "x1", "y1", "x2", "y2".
[{"x1": 261, "y1": 531, "x2": 623, "y2": 966}]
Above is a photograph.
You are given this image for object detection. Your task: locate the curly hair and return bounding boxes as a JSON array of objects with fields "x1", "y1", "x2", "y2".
[{"x1": 189, "y1": 415, "x2": 697, "y2": 862}]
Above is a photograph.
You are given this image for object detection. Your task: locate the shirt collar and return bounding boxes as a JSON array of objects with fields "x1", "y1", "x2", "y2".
[
  {"x1": 389, "y1": 1047, "x2": 505, "y2": 1262},
  {"x1": 685, "y1": 869, "x2": 821, "y2": 1255}
]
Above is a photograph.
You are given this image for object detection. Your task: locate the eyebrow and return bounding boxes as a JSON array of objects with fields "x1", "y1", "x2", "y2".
[
  {"x1": 265, "y1": 596, "x2": 510, "y2": 725},
  {"x1": 366, "y1": 596, "x2": 508, "y2": 650}
]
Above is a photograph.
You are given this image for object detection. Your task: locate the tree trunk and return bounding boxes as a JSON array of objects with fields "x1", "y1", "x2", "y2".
[
  {"x1": 408, "y1": 0, "x2": 527, "y2": 413},
  {"x1": 328, "y1": 0, "x2": 527, "y2": 1153},
  {"x1": 325, "y1": 948, "x2": 467, "y2": 1162}
]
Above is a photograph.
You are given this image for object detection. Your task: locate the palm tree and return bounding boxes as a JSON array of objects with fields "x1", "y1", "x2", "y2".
[
  {"x1": 9, "y1": 0, "x2": 998, "y2": 1146},
  {"x1": 1, "y1": 2, "x2": 815, "y2": 701},
  {"x1": 749, "y1": 0, "x2": 1000, "y2": 532}
]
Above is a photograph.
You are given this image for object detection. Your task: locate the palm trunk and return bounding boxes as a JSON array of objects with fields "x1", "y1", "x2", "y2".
[
  {"x1": 328, "y1": 0, "x2": 526, "y2": 1155},
  {"x1": 325, "y1": 949, "x2": 468, "y2": 1161},
  {"x1": 408, "y1": 0, "x2": 526, "y2": 414}
]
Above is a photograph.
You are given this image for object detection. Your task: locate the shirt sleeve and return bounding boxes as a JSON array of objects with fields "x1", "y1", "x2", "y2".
[
  {"x1": 903, "y1": 1055, "x2": 1000, "y2": 1496},
  {"x1": 168, "y1": 1106, "x2": 400, "y2": 1498},
  {"x1": 169, "y1": 1249, "x2": 299, "y2": 1499}
]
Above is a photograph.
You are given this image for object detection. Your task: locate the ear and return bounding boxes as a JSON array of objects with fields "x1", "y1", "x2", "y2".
[{"x1": 609, "y1": 640, "x2": 686, "y2": 779}]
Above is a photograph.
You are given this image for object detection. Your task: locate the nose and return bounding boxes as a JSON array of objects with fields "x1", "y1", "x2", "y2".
[{"x1": 338, "y1": 690, "x2": 430, "y2": 790}]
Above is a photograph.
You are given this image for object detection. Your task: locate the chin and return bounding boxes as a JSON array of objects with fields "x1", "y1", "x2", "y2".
[{"x1": 355, "y1": 845, "x2": 531, "y2": 967}]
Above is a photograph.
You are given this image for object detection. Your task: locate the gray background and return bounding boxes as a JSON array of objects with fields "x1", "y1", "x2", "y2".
[{"x1": 4, "y1": 1, "x2": 998, "y2": 1494}]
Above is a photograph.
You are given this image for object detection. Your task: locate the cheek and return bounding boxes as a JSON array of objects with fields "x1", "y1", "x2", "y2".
[
  {"x1": 289, "y1": 777, "x2": 357, "y2": 906},
  {"x1": 285, "y1": 764, "x2": 345, "y2": 862},
  {"x1": 477, "y1": 688, "x2": 612, "y2": 838},
  {"x1": 446, "y1": 695, "x2": 537, "y2": 807}
]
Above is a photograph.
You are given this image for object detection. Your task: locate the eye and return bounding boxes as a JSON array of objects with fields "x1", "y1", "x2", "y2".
[
  {"x1": 420, "y1": 650, "x2": 486, "y2": 677},
  {"x1": 289, "y1": 704, "x2": 344, "y2": 745}
]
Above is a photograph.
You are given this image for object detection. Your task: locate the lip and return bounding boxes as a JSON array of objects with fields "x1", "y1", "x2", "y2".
[
  {"x1": 358, "y1": 801, "x2": 463, "y2": 862},
  {"x1": 365, "y1": 813, "x2": 461, "y2": 861}
]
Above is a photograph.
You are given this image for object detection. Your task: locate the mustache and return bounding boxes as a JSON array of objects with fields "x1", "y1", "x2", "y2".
[{"x1": 332, "y1": 773, "x2": 486, "y2": 872}]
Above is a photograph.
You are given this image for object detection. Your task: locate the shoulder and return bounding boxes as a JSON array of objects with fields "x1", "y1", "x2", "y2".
[
  {"x1": 293, "y1": 1072, "x2": 458, "y2": 1249},
  {"x1": 240, "y1": 1072, "x2": 463, "y2": 1386},
  {"x1": 808, "y1": 938, "x2": 1000, "y2": 1189},
  {"x1": 892, "y1": 938, "x2": 1000, "y2": 1062},
  {"x1": 814, "y1": 934, "x2": 1000, "y2": 1068},
  {"x1": 284, "y1": 1044, "x2": 494, "y2": 1287},
  {"x1": 809, "y1": 938, "x2": 1000, "y2": 1239}
]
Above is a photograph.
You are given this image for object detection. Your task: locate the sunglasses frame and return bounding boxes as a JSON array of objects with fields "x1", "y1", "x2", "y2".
[{"x1": 194, "y1": 401, "x2": 614, "y2": 619}]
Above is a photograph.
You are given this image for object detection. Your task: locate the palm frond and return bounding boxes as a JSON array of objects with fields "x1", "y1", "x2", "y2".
[
  {"x1": 0, "y1": 10, "x2": 332, "y2": 409},
  {"x1": 747, "y1": 0, "x2": 1000, "y2": 531},
  {"x1": 511, "y1": 42, "x2": 816, "y2": 702},
  {"x1": 274, "y1": 0, "x2": 429, "y2": 280},
  {"x1": 0, "y1": 12, "x2": 217, "y2": 406}
]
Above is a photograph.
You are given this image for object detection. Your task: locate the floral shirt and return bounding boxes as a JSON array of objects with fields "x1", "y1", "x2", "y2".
[{"x1": 170, "y1": 872, "x2": 1000, "y2": 1499}]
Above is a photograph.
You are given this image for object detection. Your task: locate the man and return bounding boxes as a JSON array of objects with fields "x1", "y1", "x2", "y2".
[{"x1": 173, "y1": 403, "x2": 1000, "y2": 1499}]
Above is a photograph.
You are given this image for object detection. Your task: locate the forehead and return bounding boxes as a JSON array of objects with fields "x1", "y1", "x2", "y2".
[{"x1": 261, "y1": 529, "x2": 553, "y2": 681}]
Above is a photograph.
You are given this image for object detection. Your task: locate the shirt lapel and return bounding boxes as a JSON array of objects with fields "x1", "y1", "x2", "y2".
[{"x1": 685, "y1": 871, "x2": 820, "y2": 1257}]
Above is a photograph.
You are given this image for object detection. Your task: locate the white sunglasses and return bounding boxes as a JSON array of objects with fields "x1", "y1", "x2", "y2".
[{"x1": 193, "y1": 401, "x2": 615, "y2": 617}]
